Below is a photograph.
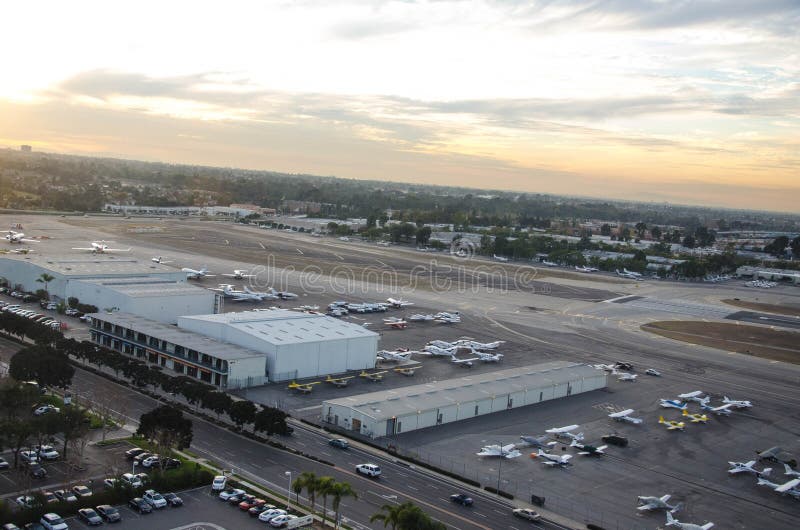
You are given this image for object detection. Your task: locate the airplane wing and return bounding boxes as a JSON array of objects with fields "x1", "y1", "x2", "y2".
[
  {"x1": 501, "y1": 444, "x2": 517, "y2": 452},
  {"x1": 71, "y1": 247, "x2": 95, "y2": 250},
  {"x1": 476, "y1": 449, "x2": 500, "y2": 457},
  {"x1": 105, "y1": 247, "x2": 132, "y2": 252},
  {"x1": 637, "y1": 503, "x2": 657, "y2": 511},
  {"x1": 775, "y1": 478, "x2": 800, "y2": 493}
]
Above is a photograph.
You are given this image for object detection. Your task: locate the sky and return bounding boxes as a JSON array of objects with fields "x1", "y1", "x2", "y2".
[{"x1": 1, "y1": 0, "x2": 798, "y2": 212}]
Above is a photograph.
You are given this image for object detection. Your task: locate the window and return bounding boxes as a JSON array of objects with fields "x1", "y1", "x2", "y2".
[
  {"x1": 174, "y1": 363, "x2": 184, "y2": 374},
  {"x1": 539, "y1": 391, "x2": 543, "y2": 402},
  {"x1": 474, "y1": 405, "x2": 479, "y2": 416}
]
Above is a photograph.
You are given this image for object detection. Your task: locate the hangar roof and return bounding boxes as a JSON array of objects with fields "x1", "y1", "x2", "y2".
[
  {"x1": 179, "y1": 309, "x2": 379, "y2": 345},
  {"x1": 323, "y1": 361, "x2": 603, "y2": 422},
  {"x1": 75, "y1": 278, "x2": 212, "y2": 298},
  {"x1": 2, "y1": 256, "x2": 175, "y2": 277}
]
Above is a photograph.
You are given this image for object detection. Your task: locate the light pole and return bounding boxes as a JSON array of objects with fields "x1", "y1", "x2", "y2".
[
  {"x1": 497, "y1": 441, "x2": 503, "y2": 493},
  {"x1": 132, "y1": 460, "x2": 138, "y2": 476},
  {"x1": 285, "y1": 471, "x2": 292, "y2": 511}
]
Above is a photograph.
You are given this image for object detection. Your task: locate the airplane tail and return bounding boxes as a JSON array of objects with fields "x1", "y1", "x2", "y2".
[
  {"x1": 761, "y1": 467, "x2": 772, "y2": 477},
  {"x1": 665, "y1": 511, "x2": 676, "y2": 525},
  {"x1": 659, "y1": 416, "x2": 665, "y2": 423},
  {"x1": 669, "y1": 502, "x2": 683, "y2": 515},
  {"x1": 784, "y1": 463, "x2": 794, "y2": 475},
  {"x1": 682, "y1": 409, "x2": 688, "y2": 417}
]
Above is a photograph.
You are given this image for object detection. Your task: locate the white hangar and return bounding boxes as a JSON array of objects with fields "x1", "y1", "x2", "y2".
[{"x1": 321, "y1": 361, "x2": 606, "y2": 438}]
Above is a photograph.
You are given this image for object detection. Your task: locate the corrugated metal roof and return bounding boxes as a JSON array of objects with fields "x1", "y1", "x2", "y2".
[
  {"x1": 324, "y1": 361, "x2": 603, "y2": 421},
  {"x1": 2, "y1": 256, "x2": 176, "y2": 276},
  {"x1": 77, "y1": 279, "x2": 212, "y2": 298},
  {"x1": 179, "y1": 309, "x2": 379, "y2": 345}
]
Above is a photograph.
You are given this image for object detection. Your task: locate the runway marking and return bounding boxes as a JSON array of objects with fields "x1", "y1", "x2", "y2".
[
  {"x1": 259, "y1": 242, "x2": 266, "y2": 249},
  {"x1": 297, "y1": 248, "x2": 303, "y2": 255}
]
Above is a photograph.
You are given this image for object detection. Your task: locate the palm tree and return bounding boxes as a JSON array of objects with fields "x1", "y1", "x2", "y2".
[
  {"x1": 295, "y1": 471, "x2": 318, "y2": 513},
  {"x1": 36, "y1": 273, "x2": 55, "y2": 298},
  {"x1": 370, "y1": 502, "x2": 409, "y2": 530},
  {"x1": 316, "y1": 476, "x2": 336, "y2": 524},
  {"x1": 291, "y1": 475, "x2": 304, "y2": 508},
  {"x1": 330, "y1": 481, "x2": 358, "y2": 529}
]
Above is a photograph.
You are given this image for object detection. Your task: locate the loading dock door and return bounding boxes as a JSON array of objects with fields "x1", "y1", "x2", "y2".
[
  {"x1": 352, "y1": 418, "x2": 361, "y2": 432},
  {"x1": 386, "y1": 418, "x2": 396, "y2": 436}
]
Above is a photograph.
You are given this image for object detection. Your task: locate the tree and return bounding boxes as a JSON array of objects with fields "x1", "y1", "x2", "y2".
[
  {"x1": 415, "y1": 226, "x2": 432, "y2": 245},
  {"x1": 136, "y1": 405, "x2": 193, "y2": 452},
  {"x1": 370, "y1": 502, "x2": 409, "y2": 530},
  {"x1": 294, "y1": 471, "x2": 319, "y2": 513},
  {"x1": 36, "y1": 273, "x2": 55, "y2": 299},
  {"x1": 371, "y1": 501, "x2": 446, "y2": 530},
  {"x1": 317, "y1": 476, "x2": 336, "y2": 525},
  {"x1": 201, "y1": 391, "x2": 232, "y2": 419},
  {"x1": 228, "y1": 400, "x2": 257, "y2": 429},
  {"x1": 682, "y1": 235, "x2": 696, "y2": 249},
  {"x1": 331, "y1": 481, "x2": 358, "y2": 529},
  {"x1": 59, "y1": 405, "x2": 90, "y2": 461},
  {"x1": 600, "y1": 224, "x2": 611, "y2": 236},
  {"x1": 792, "y1": 236, "x2": 800, "y2": 259},
  {"x1": 764, "y1": 236, "x2": 790, "y2": 258},
  {"x1": 253, "y1": 407, "x2": 290, "y2": 435},
  {"x1": 9, "y1": 346, "x2": 74, "y2": 389},
  {"x1": 634, "y1": 222, "x2": 647, "y2": 239},
  {"x1": 650, "y1": 226, "x2": 662, "y2": 241}
]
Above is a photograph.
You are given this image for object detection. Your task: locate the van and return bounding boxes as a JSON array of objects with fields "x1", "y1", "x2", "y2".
[{"x1": 355, "y1": 463, "x2": 381, "y2": 477}]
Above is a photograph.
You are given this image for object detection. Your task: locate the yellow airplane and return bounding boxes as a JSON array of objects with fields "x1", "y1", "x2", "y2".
[
  {"x1": 658, "y1": 416, "x2": 685, "y2": 431},
  {"x1": 287, "y1": 381, "x2": 321, "y2": 394},
  {"x1": 359, "y1": 370, "x2": 388, "y2": 382},
  {"x1": 394, "y1": 366, "x2": 420, "y2": 376},
  {"x1": 682, "y1": 409, "x2": 709, "y2": 423},
  {"x1": 325, "y1": 375, "x2": 354, "y2": 388}
]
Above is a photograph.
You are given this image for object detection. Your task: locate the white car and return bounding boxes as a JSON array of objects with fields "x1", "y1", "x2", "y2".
[
  {"x1": 355, "y1": 463, "x2": 381, "y2": 477},
  {"x1": 36, "y1": 445, "x2": 60, "y2": 460},
  {"x1": 16, "y1": 495, "x2": 37, "y2": 508},
  {"x1": 512, "y1": 508, "x2": 541, "y2": 521},
  {"x1": 19, "y1": 450, "x2": 39, "y2": 465},
  {"x1": 120, "y1": 472, "x2": 143, "y2": 488},
  {"x1": 270, "y1": 514, "x2": 298, "y2": 527},
  {"x1": 645, "y1": 368, "x2": 662, "y2": 376},
  {"x1": 40, "y1": 513, "x2": 68, "y2": 530},
  {"x1": 141, "y1": 455, "x2": 161, "y2": 468},
  {"x1": 143, "y1": 489, "x2": 168, "y2": 509},
  {"x1": 211, "y1": 475, "x2": 227, "y2": 491},
  {"x1": 258, "y1": 508, "x2": 287, "y2": 523},
  {"x1": 218, "y1": 487, "x2": 245, "y2": 501},
  {"x1": 34, "y1": 404, "x2": 60, "y2": 416}
]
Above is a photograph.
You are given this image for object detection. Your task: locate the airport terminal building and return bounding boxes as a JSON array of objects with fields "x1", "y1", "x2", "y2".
[{"x1": 321, "y1": 361, "x2": 606, "y2": 438}]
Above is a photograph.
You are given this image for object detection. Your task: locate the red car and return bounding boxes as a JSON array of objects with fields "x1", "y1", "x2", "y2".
[{"x1": 238, "y1": 496, "x2": 262, "y2": 510}]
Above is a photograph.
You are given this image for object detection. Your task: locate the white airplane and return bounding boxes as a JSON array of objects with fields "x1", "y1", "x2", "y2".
[
  {"x1": 678, "y1": 391, "x2": 708, "y2": 404},
  {"x1": 182, "y1": 266, "x2": 215, "y2": 279},
  {"x1": 222, "y1": 269, "x2": 256, "y2": 280},
  {"x1": 269, "y1": 287, "x2": 298, "y2": 300},
  {"x1": 609, "y1": 409, "x2": 643, "y2": 425},
  {"x1": 493, "y1": 254, "x2": 509, "y2": 262},
  {"x1": 450, "y1": 356, "x2": 478, "y2": 367},
  {"x1": 722, "y1": 396, "x2": 752, "y2": 409},
  {"x1": 637, "y1": 494, "x2": 680, "y2": 512},
  {"x1": 784, "y1": 464, "x2": 800, "y2": 478},
  {"x1": 151, "y1": 256, "x2": 173, "y2": 264},
  {"x1": 540, "y1": 260, "x2": 558, "y2": 267},
  {"x1": 532, "y1": 450, "x2": 572, "y2": 467},
  {"x1": 546, "y1": 425, "x2": 583, "y2": 442},
  {"x1": 727, "y1": 461, "x2": 772, "y2": 476},
  {"x1": 575, "y1": 265, "x2": 598, "y2": 273},
  {"x1": 434, "y1": 312, "x2": 461, "y2": 324},
  {"x1": 519, "y1": 435, "x2": 555, "y2": 449},
  {"x1": 338, "y1": 236, "x2": 351, "y2": 242},
  {"x1": 72, "y1": 241, "x2": 131, "y2": 253},
  {"x1": 474, "y1": 351, "x2": 503, "y2": 363},
  {"x1": 570, "y1": 440, "x2": 607, "y2": 456},
  {"x1": 420, "y1": 345, "x2": 460, "y2": 357},
  {"x1": 408, "y1": 313, "x2": 435, "y2": 322},
  {"x1": 376, "y1": 349, "x2": 414, "y2": 362},
  {"x1": 593, "y1": 363, "x2": 619, "y2": 374},
  {"x1": 5, "y1": 231, "x2": 39, "y2": 244},
  {"x1": 383, "y1": 317, "x2": 409, "y2": 329},
  {"x1": 700, "y1": 402, "x2": 733, "y2": 416},
  {"x1": 294, "y1": 305, "x2": 320, "y2": 312},
  {"x1": 476, "y1": 444, "x2": 521, "y2": 459},
  {"x1": 665, "y1": 511, "x2": 714, "y2": 530},
  {"x1": 617, "y1": 372, "x2": 637, "y2": 382},
  {"x1": 386, "y1": 297, "x2": 414, "y2": 308},
  {"x1": 659, "y1": 399, "x2": 688, "y2": 410},
  {"x1": 756, "y1": 477, "x2": 800, "y2": 498},
  {"x1": 10, "y1": 247, "x2": 34, "y2": 254},
  {"x1": 453, "y1": 339, "x2": 504, "y2": 350},
  {"x1": 623, "y1": 267, "x2": 643, "y2": 278}
]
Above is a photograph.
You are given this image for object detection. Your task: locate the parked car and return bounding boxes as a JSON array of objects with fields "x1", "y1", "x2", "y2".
[
  {"x1": 2, "y1": 524, "x2": 20, "y2": 530},
  {"x1": 102, "y1": 478, "x2": 119, "y2": 489},
  {"x1": 125, "y1": 447, "x2": 146, "y2": 459},
  {"x1": 15, "y1": 496, "x2": 37, "y2": 509},
  {"x1": 328, "y1": 438, "x2": 349, "y2": 449},
  {"x1": 249, "y1": 503, "x2": 275, "y2": 517},
  {"x1": 270, "y1": 514, "x2": 298, "y2": 528},
  {"x1": 258, "y1": 509, "x2": 287, "y2": 523},
  {"x1": 77, "y1": 508, "x2": 103, "y2": 526},
  {"x1": 449, "y1": 493, "x2": 474, "y2": 506},
  {"x1": 512, "y1": 508, "x2": 541, "y2": 521},
  {"x1": 645, "y1": 368, "x2": 662, "y2": 376},
  {"x1": 39, "y1": 513, "x2": 67, "y2": 530},
  {"x1": 29, "y1": 464, "x2": 48, "y2": 479},
  {"x1": 226, "y1": 491, "x2": 248, "y2": 504},
  {"x1": 95, "y1": 504, "x2": 122, "y2": 522},
  {"x1": 36, "y1": 445, "x2": 60, "y2": 461},
  {"x1": 161, "y1": 457, "x2": 181, "y2": 469},
  {"x1": 141, "y1": 455, "x2": 161, "y2": 468},
  {"x1": 355, "y1": 463, "x2": 381, "y2": 477},
  {"x1": 133, "y1": 452, "x2": 152, "y2": 465},
  {"x1": 19, "y1": 451, "x2": 39, "y2": 465},
  {"x1": 72, "y1": 485, "x2": 92, "y2": 498},
  {"x1": 211, "y1": 475, "x2": 227, "y2": 491},
  {"x1": 134, "y1": 472, "x2": 150, "y2": 485},
  {"x1": 163, "y1": 492, "x2": 183, "y2": 507},
  {"x1": 53, "y1": 490, "x2": 77, "y2": 503},
  {"x1": 143, "y1": 489, "x2": 167, "y2": 509},
  {"x1": 218, "y1": 488, "x2": 245, "y2": 501},
  {"x1": 120, "y1": 472, "x2": 143, "y2": 488},
  {"x1": 42, "y1": 491, "x2": 58, "y2": 504},
  {"x1": 33, "y1": 405, "x2": 60, "y2": 416},
  {"x1": 239, "y1": 497, "x2": 264, "y2": 511},
  {"x1": 128, "y1": 497, "x2": 152, "y2": 514},
  {"x1": 0, "y1": 456, "x2": 9, "y2": 469}
]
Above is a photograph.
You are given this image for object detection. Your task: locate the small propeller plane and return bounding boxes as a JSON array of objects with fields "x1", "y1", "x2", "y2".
[
  {"x1": 665, "y1": 511, "x2": 714, "y2": 530},
  {"x1": 386, "y1": 297, "x2": 414, "y2": 308},
  {"x1": 727, "y1": 460, "x2": 772, "y2": 477},
  {"x1": 383, "y1": 317, "x2": 409, "y2": 329},
  {"x1": 5, "y1": 230, "x2": 40, "y2": 244},
  {"x1": 546, "y1": 425, "x2": 584, "y2": 442},
  {"x1": 783, "y1": 464, "x2": 800, "y2": 478},
  {"x1": 608, "y1": 409, "x2": 643, "y2": 424},
  {"x1": 617, "y1": 372, "x2": 637, "y2": 382},
  {"x1": 570, "y1": 441, "x2": 607, "y2": 456},
  {"x1": 658, "y1": 416, "x2": 685, "y2": 431},
  {"x1": 359, "y1": 370, "x2": 387, "y2": 382},
  {"x1": 519, "y1": 435, "x2": 555, "y2": 449},
  {"x1": 222, "y1": 269, "x2": 256, "y2": 279},
  {"x1": 287, "y1": 381, "x2": 320, "y2": 394},
  {"x1": 659, "y1": 399, "x2": 688, "y2": 410},
  {"x1": 434, "y1": 312, "x2": 461, "y2": 324},
  {"x1": 637, "y1": 494, "x2": 680, "y2": 512},
  {"x1": 756, "y1": 477, "x2": 800, "y2": 498},
  {"x1": 700, "y1": 401, "x2": 733, "y2": 416},
  {"x1": 325, "y1": 375, "x2": 354, "y2": 388},
  {"x1": 682, "y1": 409, "x2": 709, "y2": 423},
  {"x1": 722, "y1": 396, "x2": 753, "y2": 409},
  {"x1": 394, "y1": 366, "x2": 420, "y2": 376},
  {"x1": 408, "y1": 313, "x2": 435, "y2": 322},
  {"x1": 678, "y1": 390, "x2": 708, "y2": 404},
  {"x1": 72, "y1": 241, "x2": 131, "y2": 253},
  {"x1": 477, "y1": 444, "x2": 521, "y2": 459},
  {"x1": 151, "y1": 256, "x2": 173, "y2": 264},
  {"x1": 531, "y1": 450, "x2": 572, "y2": 467},
  {"x1": 377, "y1": 349, "x2": 414, "y2": 362},
  {"x1": 182, "y1": 266, "x2": 215, "y2": 279},
  {"x1": 453, "y1": 339, "x2": 504, "y2": 350},
  {"x1": 450, "y1": 356, "x2": 478, "y2": 368},
  {"x1": 474, "y1": 351, "x2": 503, "y2": 363}
]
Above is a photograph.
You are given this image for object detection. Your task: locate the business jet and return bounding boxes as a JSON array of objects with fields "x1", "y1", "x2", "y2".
[
  {"x1": 682, "y1": 410, "x2": 709, "y2": 423},
  {"x1": 386, "y1": 297, "x2": 414, "y2": 308},
  {"x1": 637, "y1": 494, "x2": 680, "y2": 512},
  {"x1": 519, "y1": 435, "x2": 555, "y2": 449},
  {"x1": 222, "y1": 269, "x2": 256, "y2": 280},
  {"x1": 531, "y1": 450, "x2": 572, "y2": 467},
  {"x1": 376, "y1": 349, "x2": 414, "y2": 363},
  {"x1": 570, "y1": 440, "x2": 607, "y2": 456},
  {"x1": 658, "y1": 416, "x2": 685, "y2": 431},
  {"x1": 727, "y1": 461, "x2": 772, "y2": 476},
  {"x1": 182, "y1": 266, "x2": 215, "y2": 279},
  {"x1": 665, "y1": 511, "x2": 714, "y2": 530},
  {"x1": 151, "y1": 256, "x2": 173, "y2": 264},
  {"x1": 492, "y1": 254, "x2": 509, "y2": 262},
  {"x1": 72, "y1": 241, "x2": 131, "y2": 253},
  {"x1": 755, "y1": 477, "x2": 800, "y2": 499},
  {"x1": 659, "y1": 399, "x2": 688, "y2": 410},
  {"x1": 476, "y1": 444, "x2": 521, "y2": 459},
  {"x1": 722, "y1": 396, "x2": 753, "y2": 409},
  {"x1": 5, "y1": 231, "x2": 39, "y2": 244},
  {"x1": 608, "y1": 409, "x2": 643, "y2": 424},
  {"x1": 575, "y1": 265, "x2": 598, "y2": 273}
]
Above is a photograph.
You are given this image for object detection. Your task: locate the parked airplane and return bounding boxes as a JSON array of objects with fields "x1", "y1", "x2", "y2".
[
  {"x1": 722, "y1": 396, "x2": 753, "y2": 409},
  {"x1": 383, "y1": 317, "x2": 409, "y2": 329},
  {"x1": 531, "y1": 450, "x2": 572, "y2": 467},
  {"x1": 665, "y1": 512, "x2": 714, "y2": 530},
  {"x1": 408, "y1": 313, "x2": 435, "y2": 322},
  {"x1": 5, "y1": 231, "x2": 39, "y2": 244},
  {"x1": 570, "y1": 441, "x2": 607, "y2": 456},
  {"x1": 637, "y1": 494, "x2": 680, "y2": 512},
  {"x1": 617, "y1": 372, "x2": 637, "y2": 382},
  {"x1": 72, "y1": 241, "x2": 131, "y2": 253},
  {"x1": 756, "y1": 447, "x2": 798, "y2": 468},
  {"x1": 450, "y1": 356, "x2": 478, "y2": 368},
  {"x1": 394, "y1": 366, "x2": 420, "y2": 376},
  {"x1": 492, "y1": 254, "x2": 509, "y2": 262},
  {"x1": 519, "y1": 435, "x2": 554, "y2": 449},
  {"x1": 474, "y1": 351, "x2": 503, "y2": 363},
  {"x1": 540, "y1": 260, "x2": 558, "y2": 267},
  {"x1": 286, "y1": 381, "x2": 320, "y2": 394},
  {"x1": 546, "y1": 425, "x2": 584, "y2": 442},
  {"x1": 616, "y1": 269, "x2": 642, "y2": 279},
  {"x1": 682, "y1": 410, "x2": 709, "y2": 423},
  {"x1": 678, "y1": 391, "x2": 708, "y2": 404},
  {"x1": 784, "y1": 464, "x2": 800, "y2": 478},
  {"x1": 434, "y1": 312, "x2": 461, "y2": 324},
  {"x1": 575, "y1": 265, "x2": 598, "y2": 272},
  {"x1": 609, "y1": 409, "x2": 643, "y2": 425},
  {"x1": 268, "y1": 288, "x2": 298, "y2": 300},
  {"x1": 477, "y1": 444, "x2": 521, "y2": 459},
  {"x1": 359, "y1": 370, "x2": 387, "y2": 382},
  {"x1": 453, "y1": 339, "x2": 504, "y2": 350},
  {"x1": 376, "y1": 349, "x2": 414, "y2": 363},
  {"x1": 324, "y1": 375, "x2": 354, "y2": 388},
  {"x1": 658, "y1": 416, "x2": 685, "y2": 431},
  {"x1": 420, "y1": 345, "x2": 459, "y2": 357},
  {"x1": 294, "y1": 304, "x2": 320, "y2": 312},
  {"x1": 756, "y1": 477, "x2": 800, "y2": 498},
  {"x1": 728, "y1": 461, "x2": 772, "y2": 476},
  {"x1": 9, "y1": 247, "x2": 34, "y2": 254},
  {"x1": 659, "y1": 399, "x2": 688, "y2": 410},
  {"x1": 182, "y1": 266, "x2": 215, "y2": 279},
  {"x1": 222, "y1": 269, "x2": 256, "y2": 280},
  {"x1": 151, "y1": 256, "x2": 173, "y2": 264},
  {"x1": 700, "y1": 402, "x2": 733, "y2": 416},
  {"x1": 386, "y1": 297, "x2": 414, "y2": 308}
]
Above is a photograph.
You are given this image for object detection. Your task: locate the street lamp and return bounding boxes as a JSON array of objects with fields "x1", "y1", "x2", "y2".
[
  {"x1": 285, "y1": 471, "x2": 292, "y2": 511},
  {"x1": 497, "y1": 441, "x2": 503, "y2": 493},
  {"x1": 132, "y1": 460, "x2": 138, "y2": 476}
]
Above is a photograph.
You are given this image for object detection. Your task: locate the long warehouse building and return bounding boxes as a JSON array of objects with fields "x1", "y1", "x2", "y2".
[{"x1": 322, "y1": 361, "x2": 606, "y2": 438}]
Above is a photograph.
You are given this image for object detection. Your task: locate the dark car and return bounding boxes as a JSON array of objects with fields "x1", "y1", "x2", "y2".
[
  {"x1": 602, "y1": 434, "x2": 629, "y2": 447},
  {"x1": 228, "y1": 492, "x2": 250, "y2": 505},
  {"x1": 449, "y1": 493, "x2": 474, "y2": 506},
  {"x1": 162, "y1": 458, "x2": 181, "y2": 470},
  {"x1": 133, "y1": 452, "x2": 152, "y2": 465},
  {"x1": 125, "y1": 448, "x2": 146, "y2": 460},
  {"x1": 163, "y1": 492, "x2": 183, "y2": 507},
  {"x1": 77, "y1": 508, "x2": 103, "y2": 526},
  {"x1": 96, "y1": 504, "x2": 122, "y2": 522},
  {"x1": 614, "y1": 361, "x2": 634, "y2": 371},
  {"x1": 29, "y1": 464, "x2": 48, "y2": 479},
  {"x1": 249, "y1": 503, "x2": 275, "y2": 517},
  {"x1": 328, "y1": 438, "x2": 350, "y2": 449},
  {"x1": 128, "y1": 497, "x2": 153, "y2": 514}
]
